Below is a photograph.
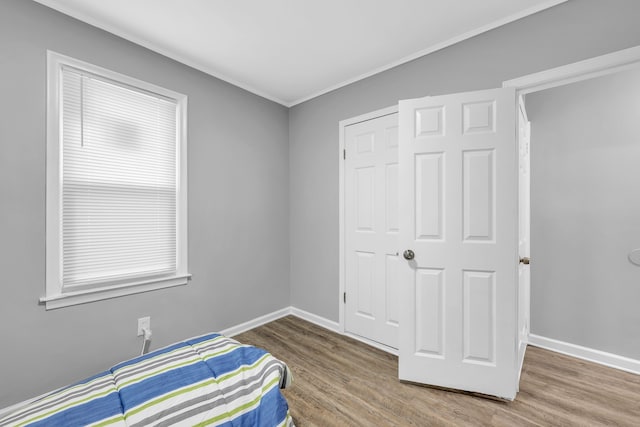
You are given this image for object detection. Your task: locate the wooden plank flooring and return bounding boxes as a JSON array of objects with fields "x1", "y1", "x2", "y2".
[{"x1": 235, "y1": 316, "x2": 640, "y2": 426}]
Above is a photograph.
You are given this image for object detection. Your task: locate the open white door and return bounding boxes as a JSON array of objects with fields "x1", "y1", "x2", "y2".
[{"x1": 398, "y1": 87, "x2": 520, "y2": 399}]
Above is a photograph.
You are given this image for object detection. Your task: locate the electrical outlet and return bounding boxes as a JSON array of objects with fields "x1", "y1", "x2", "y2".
[{"x1": 137, "y1": 316, "x2": 151, "y2": 336}]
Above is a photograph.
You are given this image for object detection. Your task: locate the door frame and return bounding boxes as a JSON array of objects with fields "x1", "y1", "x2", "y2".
[
  {"x1": 338, "y1": 104, "x2": 398, "y2": 353},
  {"x1": 503, "y1": 45, "x2": 640, "y2": 93},
  {"x1": 502, "y1": 44, "x2": 640, "y2": 372}
]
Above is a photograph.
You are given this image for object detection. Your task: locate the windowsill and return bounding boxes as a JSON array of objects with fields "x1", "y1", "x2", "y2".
[{"x1": 40, "y1": 274, "x2": 191, "y2": 310}]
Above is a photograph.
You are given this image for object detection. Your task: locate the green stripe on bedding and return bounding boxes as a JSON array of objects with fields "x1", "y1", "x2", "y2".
[
  {"x1": 123, "y1": 377, "x2": 218, "y2": 420},
  {"x1": 192, "y1": 375, "x2": 282, "y2": 427},
  {"x1": 89, "y1": 413, "x2": 127, "y2": 427}
]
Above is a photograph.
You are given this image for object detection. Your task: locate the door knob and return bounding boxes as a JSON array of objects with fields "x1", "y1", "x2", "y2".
[
  {"x1": 519, "y1": 257, "x2": 530, "y2": 265},
  {"x1": 403, "y1": 249, "x2": 415, "y2": 260}
]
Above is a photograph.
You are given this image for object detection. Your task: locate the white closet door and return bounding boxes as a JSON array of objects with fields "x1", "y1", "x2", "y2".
[{"x1": 345, "y1": 113, "x2": 400, "y2": 349}]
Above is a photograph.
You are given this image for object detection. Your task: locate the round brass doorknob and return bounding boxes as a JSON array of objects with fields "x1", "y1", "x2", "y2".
[
  {"x1": 403, "y1": 249, "x2": 415, "y2": 260},
  {"x1": 520, "y1": 257, "x2": 530, "y2": 265}
]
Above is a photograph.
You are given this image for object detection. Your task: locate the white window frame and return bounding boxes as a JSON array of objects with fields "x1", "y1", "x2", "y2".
[{"x1": 43, "y1": 51, "x2": 189, "y2": 309}]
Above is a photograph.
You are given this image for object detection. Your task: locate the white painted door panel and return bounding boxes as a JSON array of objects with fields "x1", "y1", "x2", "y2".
[
  {"x1": 345, "y1": 113, "x2": 399, "y2": 349},
  {"x1": 398, "y1": 88, "x2": 519, "y2": 399}
]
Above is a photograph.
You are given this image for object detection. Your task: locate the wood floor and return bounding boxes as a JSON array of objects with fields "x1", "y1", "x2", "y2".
[{"x1": 235, "y1": 316, "x2": 640, "y2": 426}]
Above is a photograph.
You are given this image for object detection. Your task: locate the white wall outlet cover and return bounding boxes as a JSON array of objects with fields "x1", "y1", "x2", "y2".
[
  {"x1": 137, "y1": 316, "x2": 151, "y2": 336},
  {"x1": 628, "y1": 249, "x2": 640, "y2": 266}
]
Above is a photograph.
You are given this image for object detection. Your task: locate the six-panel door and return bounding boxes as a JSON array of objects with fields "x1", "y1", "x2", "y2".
[
  {"x1": 398, "y1": 88, "x2": 519, "y2": 399},
  {"x1": 344, "y1": 113, "x2": 400, "y2": 349}
]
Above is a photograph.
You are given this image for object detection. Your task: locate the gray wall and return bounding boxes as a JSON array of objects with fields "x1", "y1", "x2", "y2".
[
  {"x1": 527, "y1": 68, "x2": 640, "y2": 359},
  {"x1": 0, "y1": 0, "x2": 289, "y2": 407},
  {"x1": 289, "y1": 0, "x2": 640, "y2": 326}
]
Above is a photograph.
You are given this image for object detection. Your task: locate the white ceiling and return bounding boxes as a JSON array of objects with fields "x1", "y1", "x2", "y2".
[{"x1": 33, "y1": 0, "x2": 566, "y2": 106}]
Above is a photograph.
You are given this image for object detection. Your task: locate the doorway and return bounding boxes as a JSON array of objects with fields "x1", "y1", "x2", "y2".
[{"x1": 524, "y1": 66, "x2": 640, "y2": 361}]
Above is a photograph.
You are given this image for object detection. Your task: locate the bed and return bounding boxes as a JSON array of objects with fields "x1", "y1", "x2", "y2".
[{"x1": 0, "y1": 333, "x2": 294, "y2": 426}]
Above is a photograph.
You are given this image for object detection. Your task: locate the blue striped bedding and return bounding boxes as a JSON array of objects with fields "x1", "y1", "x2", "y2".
[{"x1": 0, "y1": 334, "x2": 293, "y2": 427}]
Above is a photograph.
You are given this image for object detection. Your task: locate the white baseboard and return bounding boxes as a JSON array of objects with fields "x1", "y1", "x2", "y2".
[
  {"x1": 219, "y1": 306, "x2": 342, "y2": 338},
  {"x1": 289, "y1": 307, "x2": 340, "y2": 332},
  {"x1": 528, "y1": 334, "x2": 640, "y2": 375},
  {"x1": 220, "y1": 307, "x2": 292, "y2": 337}
]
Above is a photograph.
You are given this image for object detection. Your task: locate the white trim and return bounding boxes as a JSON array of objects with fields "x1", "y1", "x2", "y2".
[
  {"x1": 33, "y1": 0, "x2": 566, "y2": 107},
  {"x1": 503, "y1": 45, "x2": 640, "y2": 94},
  {"x1": 219, "y1": 305, "x2": 342, "y2": 337},
  {"x1": 45, "y1": 51, "x2": 62, "y2": 309},
  {"x1": 47, "y1": 51, "x2": 188, "y2": 101},
  {"x1": 220, "y1": 307, "x2": 292, "y2": 337},
  {"x1": 339, "y1": 106, "x2": 399, "y2": 129},
  {"x1": 338, "y1": 105, "x2": 398, "y2": 335},
  {"x1": 40, "y1": 275, "x2": 191, "y2": 310},
  {"x1": 177, "y1": 94, "x2": 189, "y2": 278},
  {"x1": 290, "y1": 307, "x2": 340, "y2": 333},
  {"x1": 220, "y1": 305, "x2": 348, "y2": 339},
  {"x1": 44, "y1": 51, "x2": 189, "y2": 310},
  {"x1": 528, "y1": 334, "x2": 640, "y2": 376}
]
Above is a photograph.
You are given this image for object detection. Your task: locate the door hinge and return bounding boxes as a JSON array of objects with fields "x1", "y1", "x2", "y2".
[
  {"x1": 343, "y1": 149, "x2": 346, "y2": 160},
  {"x1": 343, "y1": 292, "x2": 346, "y2": 303}
]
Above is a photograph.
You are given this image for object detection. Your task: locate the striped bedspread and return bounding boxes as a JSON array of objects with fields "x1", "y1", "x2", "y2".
[{"x1": 0, "y1": 334, "x2": 294, "y2": 427}]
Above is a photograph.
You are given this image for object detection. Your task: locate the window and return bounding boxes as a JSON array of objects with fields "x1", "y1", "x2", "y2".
[{"x1": 44, "y1": 51, "x2": 189, "y2": 309}]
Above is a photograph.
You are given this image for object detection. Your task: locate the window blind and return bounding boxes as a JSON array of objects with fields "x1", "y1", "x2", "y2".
[{"x1": 61, "y1": 67, "x2": 178, "y2": 290}]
